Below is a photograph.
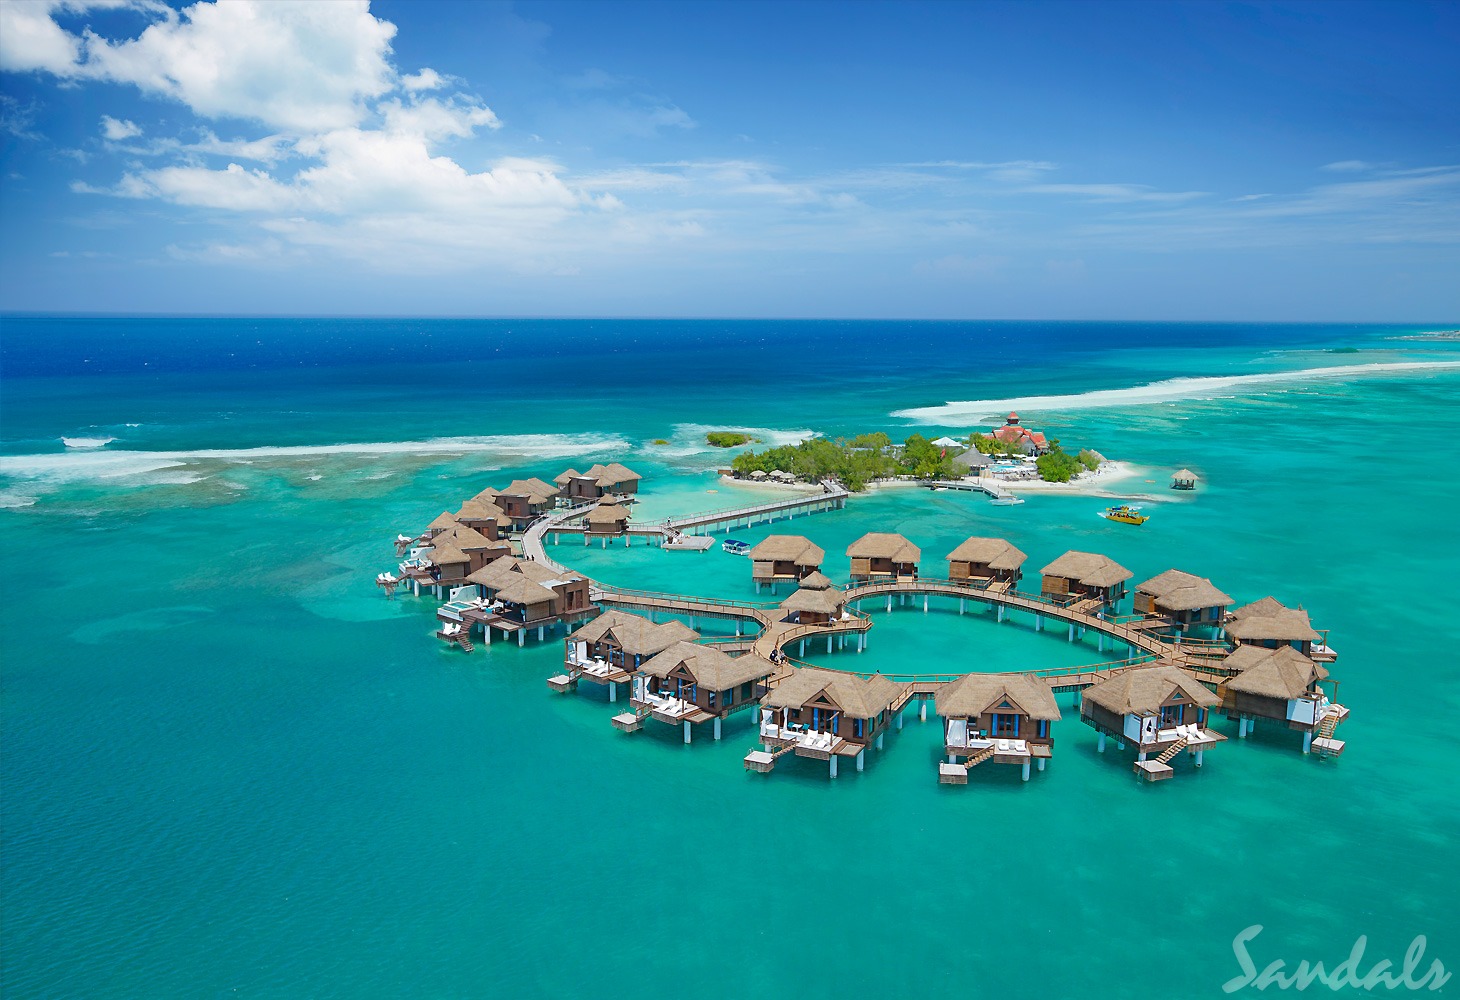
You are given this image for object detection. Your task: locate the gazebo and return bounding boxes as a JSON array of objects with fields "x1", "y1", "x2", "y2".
[{"x1": 1171, "y1": 469, "x2": 1198, "y2": 491}]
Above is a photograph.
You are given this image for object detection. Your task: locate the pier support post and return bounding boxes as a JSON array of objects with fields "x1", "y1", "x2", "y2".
[
  {"x1": 858, "y1": 633, "x2": 865, "y2": 653},
  {"x1": 1303, "y1": 730, "x2": 1312, "y2": 754},
  {"x1": 483, "y1": 628, "x2": 491, "y2": 646},
  {"x1": 609, "y1": 682, "x2": 616, "y2": 703},
  {"x1": 683, "y1": 721, "x2": 692, "y2": 744},
  {"x1": 735, "y1": 621, "x2": 743, "y2": 637},
  {"x1": 1035, "y1": 615, "x2": 1042, "y2": 632},
  {"x1": 538, "y1": 626, "x2": 545, "y2": 641},
  {"x1": 1037, "y1": 758, "x2": 1046, "y2": 772},
  {"x1": 1098, "y1": 634, "x2": 1106, "y2": 653},
  {"x1": 714, "y1": 717, "x2": 722, "y2": 741},
  {"x1": 920, "y1": 701, "x2": 927, "y2": 722},
  {"x1": 1022, "y1": 760, "x2": 1031, "y2": 782},
  {"x1": 829, "y1": 756, "x2": 838, "y2": 778},
  {"x1": 997, "y1": 606, "x2": 1005, "y2": 624},
  {"x1": 897, "y1": 711, "x2": 904, "y2": 730},
  {"x1": 1068, "y1": 623, "x2": 1075, "y2": 642},
  {"x1": 1137, "y1": 752, "x2": 1147, "y2": 762},
  {"x1": 584, "y1": 534, "x2": 589, "y2": 546},
  {"x1": 1098, "y1": 733, "x2": 1106, "y2": 753},
  {"x1": 517, "y1": 630, "x2": 525, "y2": 647},
  {"x1": 856, "y1": 750, "x2": 865, "y2": 772},
  {"x1": 875, "y1": 733, "x2": 884, "y2": 750},
  {"x1": 887, "y1": 596, "x2": 893, "y2": 613},
  {"x1": 1195, "y1": 749, "x2": 1204, "y2": 767},
  {"x1": 924, "y1": 595, "x2": 929, "y2": 614},
  {"x1": 827, "y1": 635, "x2": 832, "y2": 654},
  {"x1": 959, "y1": 598, "x2": 965, "y2": 615},
  {"x1": 1238, "y1": 717, "x2": 1247, "y2": 739},
  {"x1": 800, "y1": 639, "x2": 806, "y2": 656}
]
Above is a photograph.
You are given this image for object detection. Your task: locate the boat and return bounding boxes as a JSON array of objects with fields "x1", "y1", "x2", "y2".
[
  {"x1": 722, "y1": 539, "x2": 752, "y2": 555},
  {"x1": 1101, "y1": 504, "x2": 1149, "y2": 525},
  {"x1": 988, "y1": 494, "x2": 1024, "y2": 506}
]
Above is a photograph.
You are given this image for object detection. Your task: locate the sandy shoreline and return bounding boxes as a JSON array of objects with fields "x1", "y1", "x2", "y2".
[{"x1": 718, "y1": 459, "x2": 1180, "y2": 503}]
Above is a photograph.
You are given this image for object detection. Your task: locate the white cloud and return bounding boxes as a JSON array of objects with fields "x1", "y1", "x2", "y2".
[
  {"x1": 1322, "y1": 160, "x2": 1373, "y2": 172},
  {"x1": 0, "y1": 0, "x2": 82, "y2": 74},
  {"x1": 1019, "y1": 182, "x2": 1207, "y2": 203},
  {"x1": 186, "y1": 130, "x2": 291, "y2": 164},
  {"x1": 100, "y1": 114, "x2": 141, "y2": 140},
  {"x1": 401, "y1": 67, "x2": 446, "y2": 92}
]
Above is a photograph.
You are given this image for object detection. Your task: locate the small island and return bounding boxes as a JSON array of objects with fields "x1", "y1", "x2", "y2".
[{"x1": 706, "y1": 431, "x2": 752, "y2": 447}]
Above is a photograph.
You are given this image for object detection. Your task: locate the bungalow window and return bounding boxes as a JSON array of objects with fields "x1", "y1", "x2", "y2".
[
  {"x1": 1160, "y1": 704, "x2": 1185, "y2": 728},
  {"x1": 740, "y1": 682, "x2": 753, "y2": 700},
  {"x1": 1037, "y1": 719, "x2": 1049, "y2": 739},
  {"x1": 854, "y1": 718, "x2": 865, "y2": 738},
  {"x1": 708, "y1": 690, "x2": 717, "y2": 708},
  {"x1": 722, "y1": 688, "x2": 733, "y2": 706},
  {"x1": 992, "y1": 713, "x2": 1018, "y2": 737}
]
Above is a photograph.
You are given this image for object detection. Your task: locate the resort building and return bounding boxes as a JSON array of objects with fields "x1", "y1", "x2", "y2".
[
  {"x1": 747, "y1": 534, "x2": 825, "y2": 593},
  {"x1": 1133, "y1": 569, "x2": 1233, "y2": 636},
  {"x1": 416, "y1": 537, "x2": 471, "y2": 592},
  {"x1": 423, "y1": 511, "x2": 461, "y2": 539},
  {"x1": 623, "y1": 641, "x2": 776, "y2": 742},
  {"x1": 552, "y1": 610, "x2": 697, "y2": 698},
  {"x1": 454, "y1": 498, "x2": 514, "y2": 542},
  {"x1": 989, "y1": 412, "x2": 1049, "y2": 455},
  {"x1": 846, "y1": 533, "x2": 921, "y2": 583},
  {"x1": 583, "y1": 497, "x2": 630, "y2": 544},
  {"x1": 559, "y1": 463, "x2": 642, "y2": 501},
  {"x1": 1224, "y1": 596, "x2": 1334, "y2": 661},
  {"x1": 1080, "y1": 663, "x2": 1225, "y2": 781},
  {"x1": 1039, "y1": 550, "x2": 1133, "y2": 612},
  {"x1": 951, "y1": 448, "x2": 993, "y2": 475},
  {"x1": 440, "y1": 555, "x2": 594, "y2": 645},
  {"x1": 778, "y1": 577, "x2": 848, "y2": 626},
  {"x1": 747, "y1": 667, "x2": 906, "y2": 777},
  {"x1": 429, "y1": 523, "x2": 512, "y2": 574},
  {"x1": 946, "y1": 537, "x2": 1026, "y2": 591},
  {"x1": 935, "y1": 672, "x2": 1060, "y2": 784},
  {"x1": 1217, "y1": 645, "x2": 1348, "y2": 755},
  {"x1": 494, "y1": 478, "x2": 561, "y2": 531}
]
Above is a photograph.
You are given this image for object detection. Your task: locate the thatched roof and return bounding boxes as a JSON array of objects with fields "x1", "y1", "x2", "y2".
[
  {"x1": 764, "y1": 667, "x2": 903, "y2": 719},
  {"x1": 1222, "y1": 646, "x2": 1328, "y2": 699},
  {"x1": 780, "y1": 586, "x2": 845, "y2": 616},
  {"x1": 471, "y1": 486, "x2": 500, "y2": 503},
  {"x1": 568, "y1": 610, "x2": 697, "y2": 655},
  {"x1": 1172, "y1": 469, "x2": 1198, "y2": 480},
  {"x1": 1136, "y1": 569, "x2": 1233, "y2": 611},
  {"x1": 952, "y1": 448, "x2": 992, "y2": 469},
  {"x1": 423, "y1": 540, "x2": 469, "y2": 566},
  {"x1": 1083, "y1": 663, "x2": 1218, "y2": 715},
  {"x1": 585, "y1": 504, "x2": 630, "y2": 526},
  {"x1": 501, "y1": 478, "x2": 559, "y2": 504},
  {"x1": 468, "y1": 555, "x2": 582, "y2": 589},
  {"x1": 935, "y1": 672, "x2": 1061, "y2": 721},
  {"x1": 455, "y1": 499, "x2": 513, "y2": 527},
  {"x1": 946, "y1": 537, "x2": 1027, "y2": 570},
  {"x1": 748, "y1": 534, "x2": 824, "y2": 565},
  {"x1": 1040, "y1": 550, "x2": 1133, "y2": 588},
  {"x1": 1229, "y1": 596, "x2": 1289, "y2": 620},
  {"x1": 554, "y1": 468, "x2": 581, "y2": 485},
  {"x1": 431, "y1": 524, "x2": 493, "y2": 550},
  {"x1": 846, "y1": 532, "x2": 921, "y2": 563},
  {"x1": 426, "y1": 511, "x2": 459, "y2": 531},
  {"x1": 581, "y1": 462, "x2": 640, "y2": 487},
  {"x1": 639, "y1": 641, "x2": 774, "y2": 690},
  {"x1": 799, "y1": 571, "x2": 835, "y2": 590},
  {"x1": 494, "y1": 575, "x2": 558, "y2": 606},
  {"x1": 1225, "y1": 605, "x2": 1321, "y2": 643}
]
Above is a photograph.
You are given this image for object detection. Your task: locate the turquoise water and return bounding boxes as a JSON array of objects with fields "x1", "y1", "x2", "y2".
[{"x1": 2, "y1": 319, "x2": 1458, "y2": 997}]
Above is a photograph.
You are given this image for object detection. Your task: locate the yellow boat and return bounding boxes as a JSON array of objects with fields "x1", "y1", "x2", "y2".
[{"x1": 1102, "y1": 504, "x2": 1149, "y2": 525}]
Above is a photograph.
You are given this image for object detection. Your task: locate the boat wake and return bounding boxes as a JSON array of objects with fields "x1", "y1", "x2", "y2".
[{"x1": 892, "y1": 361, "x2": 1460, "y2": 422}]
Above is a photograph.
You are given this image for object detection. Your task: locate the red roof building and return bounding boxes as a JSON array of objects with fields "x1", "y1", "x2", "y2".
[{"x1": 989, "y1": 412, "x2": 1049, "y2": 454}]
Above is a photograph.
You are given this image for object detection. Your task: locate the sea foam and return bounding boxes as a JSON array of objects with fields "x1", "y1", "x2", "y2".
[{"x1": 892, "y1": 361, "x2": 1460, "y2": 422}]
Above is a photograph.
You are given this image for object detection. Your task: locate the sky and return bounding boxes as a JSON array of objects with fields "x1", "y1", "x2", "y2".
[{"x1": 0, "y1": 0, "x2": 1456, "y2": 320}]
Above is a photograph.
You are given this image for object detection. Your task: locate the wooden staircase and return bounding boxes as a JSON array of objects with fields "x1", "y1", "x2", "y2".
[
  {"x1": 1316, "y1": 712, "x2": 1340, "y2": 740},
  {"x1": 1154, "y1": 737, "x2": 1188, "y2": 765},
  {"x1": 964, "y1": 744, "x2": 997, "y2": 770}
]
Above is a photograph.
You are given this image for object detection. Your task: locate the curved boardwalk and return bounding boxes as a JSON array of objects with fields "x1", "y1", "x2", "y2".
[{"x1": 522, "y1": 496, "x2": 1236, "y2": 691}]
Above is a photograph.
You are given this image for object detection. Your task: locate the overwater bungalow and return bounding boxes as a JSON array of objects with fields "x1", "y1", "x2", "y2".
[
  {"x1": 1134, "y1": 569, "x2": 1233, "y2": 636},
  {"x1": 494, "y1": 478, "x2": 561, "y2": 530},
  {"x1": 454, "y1": 498, "x2": 514, "y2": 542},
  {"x1": 423, "y1": 510, "x2": 460, "y2": 538},
  {"x1": 621, "y1": 642, "x2": 776, "y2": 742},
  {"x1": 560, "y1": 463, "x2": 642, "y2": 501},
  {"x1": 778, "y1": 579, "x2": 847, "y2": 626},
  {"x1": 747, "y1": 534, "x2": 825, "y2": 593},
  {"x1": 1171, "y1": 468, "x2": 1198, "y2": 491},
  {"x1": 1080, "y1": 663, "x2": 1225, "y2": 781},
  {"x1": 440, "y1": 555, "x2": 594, "y2": 645},
  {"x1": 989, "y1": 412, "x2": 1049, "y2": 455},
  {"x1": 416, "y1": 538, "x2": 470, "y2": 593},
  {"x1": 746, "y1": 667, "x2": 905, "y2": 777},
  {"x1": 935, "y1": 672, "x2": 1060, "y2": 783},
  {"x1": 583, "y1": 497, "x2": 630, "y2": 543},
  {"x1": 946, "y1": 536, "x2": 1026, "y2": 591},
  {"x1": 551, "y1": 610, "x2": 697, "y2": 698},
  {"x1": 846, "y1": 532, "x2": 920, "y2": 583},
  {"x1": 1039, "y1": 550, "x2": 1133, "y2": 612},
  {"x1": 1224, "y1": 596, "x2": 1334, "y2": 661},
  {"x1": 1217, "y1": 645, "x2": 1348, "y2": 756}
]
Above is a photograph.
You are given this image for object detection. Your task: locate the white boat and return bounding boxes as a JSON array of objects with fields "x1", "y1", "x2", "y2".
[
  {"x1": 989, "y1": 495, "x2": 1024, "y2": 506},
  {"x1": 722, "y1": 539, "x2": 751, "y2": 555}
]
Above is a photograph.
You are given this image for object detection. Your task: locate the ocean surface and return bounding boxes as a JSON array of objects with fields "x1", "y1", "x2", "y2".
[{"x1": 2, "y1": 317, "x2": 1458, "y2": 998}]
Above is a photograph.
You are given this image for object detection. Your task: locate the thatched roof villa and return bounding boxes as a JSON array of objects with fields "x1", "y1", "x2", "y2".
[
  {"x1": 747, "y1": 667, "x2": 906, "y2": 777},
  {"x1": 747, "y1": 534, "x2": 825, "y2": 593},
  {"x1": 935, "y1": 672, "x2": 1060, "y2": 784},
  {"x1": 1080, "y1": 663, "x2": 1225, "y2": 781}
]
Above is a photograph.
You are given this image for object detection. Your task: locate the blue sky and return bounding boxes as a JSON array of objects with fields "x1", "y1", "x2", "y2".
[{"x1": 1, "y1": 0, "x2": 1456, "y2": 319}]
